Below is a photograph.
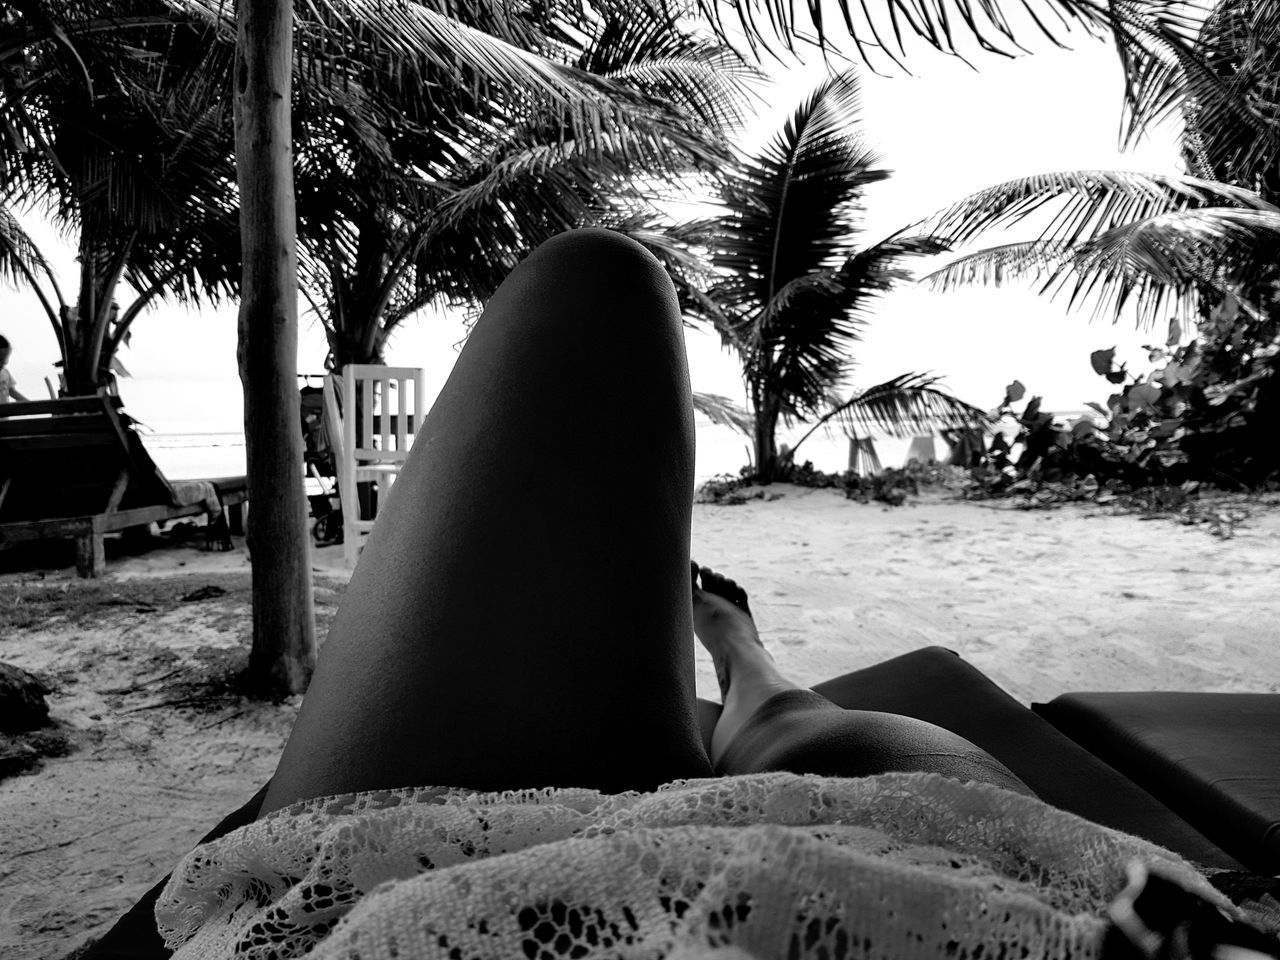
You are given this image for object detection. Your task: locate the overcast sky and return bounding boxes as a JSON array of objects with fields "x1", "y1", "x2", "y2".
[{"x1": 1, "y1": 30, "x2": 1185, "y2": 433}]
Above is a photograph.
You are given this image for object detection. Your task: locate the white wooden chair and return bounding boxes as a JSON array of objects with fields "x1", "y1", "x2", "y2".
[{"x1": 322, "y1": 364, "x2": 426, "y2": 566}]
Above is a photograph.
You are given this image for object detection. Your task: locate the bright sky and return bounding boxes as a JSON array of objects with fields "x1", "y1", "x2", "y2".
[{"x1": 0, "y1": 32, "x2": 1185, "y2": 433}]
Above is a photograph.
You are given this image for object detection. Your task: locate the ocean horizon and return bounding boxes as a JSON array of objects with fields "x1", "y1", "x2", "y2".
[{"x1": 144, "y1": 410, "x2": 1100, "y2": 486}]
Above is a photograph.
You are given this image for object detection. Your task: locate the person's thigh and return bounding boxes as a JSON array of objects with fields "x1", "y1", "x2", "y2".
[
  {"x1": 261, "y1": 229, "x2": 711, "y2": 814},
  {"x1": 717, "y1": 690, "x2": 1035, "y2": 796}
]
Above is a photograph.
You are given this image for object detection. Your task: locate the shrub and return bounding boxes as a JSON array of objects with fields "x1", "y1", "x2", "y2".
[{"x1": 696, "y1": 458, "x2": 963, "y2": 507}]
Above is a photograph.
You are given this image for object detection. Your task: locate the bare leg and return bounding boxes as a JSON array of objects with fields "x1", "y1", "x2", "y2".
[
  {"x1": 261, "y1": 229, "x2": 712, "y2": 815},
  {"x1": 692, "y1": 566, "x2": 797, "y2": 762},
  {"x1": 693, "y1": 566, "x2": 1034, "y2": 796}
]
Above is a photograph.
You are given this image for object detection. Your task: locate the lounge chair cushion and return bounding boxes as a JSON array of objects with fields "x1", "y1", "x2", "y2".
[{"x1": 1033, "y1": 692, "x2": 1280, "y2": 874}]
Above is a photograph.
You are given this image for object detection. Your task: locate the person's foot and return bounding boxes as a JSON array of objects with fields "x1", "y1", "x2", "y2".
[
  {"x1": 691, "y1": 564, "x2": 762, "y2": 695},
  {"x1": 691, "y1": 563, "x2": 798, "y2": 765}
]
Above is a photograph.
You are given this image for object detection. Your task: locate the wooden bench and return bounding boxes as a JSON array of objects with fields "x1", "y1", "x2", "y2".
[{"x1": 0, "y1": 393, "x2": 248, "y2": 577}]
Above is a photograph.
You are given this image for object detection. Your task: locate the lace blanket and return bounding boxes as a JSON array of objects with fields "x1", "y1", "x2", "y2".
[{"x1": 156, "y1": 771, "x2": 1237, "y2": 960}]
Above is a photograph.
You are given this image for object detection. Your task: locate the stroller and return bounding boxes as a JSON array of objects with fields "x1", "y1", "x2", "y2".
[{"x1": 300, "y1": 377, "x2": 343, "y2": 546}]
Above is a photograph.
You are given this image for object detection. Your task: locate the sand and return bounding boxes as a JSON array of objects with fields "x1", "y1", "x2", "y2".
[{"x1": 2, "y1": 486, "x2": 1278, "y2": 959}]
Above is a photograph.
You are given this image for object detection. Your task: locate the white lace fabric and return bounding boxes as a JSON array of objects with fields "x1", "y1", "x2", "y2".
[{"x1": 155, "y1": 771, "x2": 1235, "y2": 960}]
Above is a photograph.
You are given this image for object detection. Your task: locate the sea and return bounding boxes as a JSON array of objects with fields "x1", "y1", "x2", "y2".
[{"x1": 145, "y1": 411, "x2": 1099, "y2": 487}]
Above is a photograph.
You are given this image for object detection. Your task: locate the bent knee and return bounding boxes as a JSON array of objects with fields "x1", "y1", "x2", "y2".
[
  {"x1": 523, "y1": 228, "x2": 674, "y2": 307},
  {"x1": 531, "y1": 226, "x2": 658, "y2": 267},
  {"x1": 490, "y1": 228, "x2": 683, "y2": 366}
]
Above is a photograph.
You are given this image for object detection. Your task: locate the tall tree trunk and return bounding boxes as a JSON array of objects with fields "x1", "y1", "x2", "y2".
[{"x1": 234, "y1": 0, "x2": 316, "y2": 697}]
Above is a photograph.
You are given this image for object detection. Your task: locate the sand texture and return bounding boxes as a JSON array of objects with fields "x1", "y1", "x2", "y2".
[{"x1": 1, "y1": 486, "x2": 1278, "y2": 959}]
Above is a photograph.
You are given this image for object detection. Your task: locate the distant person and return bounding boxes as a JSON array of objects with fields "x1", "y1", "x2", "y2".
[{"x1": 0, "y1": 334, "x2": 30, "y2": 403}]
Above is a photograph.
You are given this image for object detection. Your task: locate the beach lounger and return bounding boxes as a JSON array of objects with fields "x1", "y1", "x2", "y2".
[
  {"x1": 85, "y1": 645, "x2": 1269, "y2": 960},
  {"x1": 1035, "y1": 692, "x2": 1280, "y2": 875},
  {"x1": 846, "y1": 435, "x2": 882, "y2": 475},
  {"x1": 0, "y1": 392, "x2": 248, "y2": 577}
]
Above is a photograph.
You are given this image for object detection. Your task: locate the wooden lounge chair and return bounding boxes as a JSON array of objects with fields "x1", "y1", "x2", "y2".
[{"x1": 0, "y1": 392, "x2": 248, "y2": 577}]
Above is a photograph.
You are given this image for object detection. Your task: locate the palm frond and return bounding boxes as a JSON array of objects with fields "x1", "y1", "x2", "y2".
[
  {"x1": 1181, "y1": 3, "x2": 1280, "y2": 188},
  {"x1": 831, "y1": 373, "x2": 988, "y2": 438},
  {"x1": 1111, "y1": 0, "x2": 1280, "y2": 174},
  {"x1": 924, "y1": 207, "x2": 1280, "y2": 327},
  {"x1": 750, "y1": 233, "x2": 946, "y2": 421},
  {"x1": 697, "y1": 0, "x2": 1122, "y2": 68},
  {"x1": 923, "y1": 170, "x2": 1276, "y2": 249},
  {"x1": 692, "y1": 391, "x2": 754, "y2": 435},
  {"x1": 709, "y1": 69, "x2": 889, "y2": 320},
  {"x1": 576, "y1": 2, "x2": 762, "y2": 132},
  {"x1": 0, "y1": 205, "x2": 52, "y2": 288},
  {"x1": 1077, "y1": 206, "x2": 1280, "y2": 287},
  {"x1": 924, "y1": 238, "x2": 1073, "y2": 291},
  {"x1": 177, "y1": 0, "x2": 716, "y2": 157},
  {"x1": 789, "y1": 372, "x2": 987, "y2": 461}
]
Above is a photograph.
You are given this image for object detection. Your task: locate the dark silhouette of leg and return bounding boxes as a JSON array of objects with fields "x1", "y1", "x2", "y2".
[
  {"x1": 261, "y1": 229, "x2": 711, "y2": 815},
  {"x1": 692, "y1": 565, "x2": 1034, "y2": 796}
]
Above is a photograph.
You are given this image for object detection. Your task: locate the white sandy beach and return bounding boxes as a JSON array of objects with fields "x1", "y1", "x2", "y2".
[{"x1": 2, "y1": 486, "x2": 1279, "y2": 959}]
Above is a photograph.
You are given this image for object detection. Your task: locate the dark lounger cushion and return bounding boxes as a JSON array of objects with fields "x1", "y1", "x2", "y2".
[
  {"x1": 1033, "y1": 691, "x2": 1280, "y2": 874},
  {"x1": 699, "y1": 646, "x2": 1240, "y2": 869}
]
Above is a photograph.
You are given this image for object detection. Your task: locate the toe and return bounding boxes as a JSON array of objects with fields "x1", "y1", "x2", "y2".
[
  {"x1": 700, "y1": 567, "x2": 726, "y2": 593},
  {"x1": 699, "y1": 567, "x2": 753, "y2": 616}
]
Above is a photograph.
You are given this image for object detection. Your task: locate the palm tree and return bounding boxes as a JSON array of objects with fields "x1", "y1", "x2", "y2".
[
  {"x1": 293, "y1": 0, "x2": 758, "y2": 371},
  {"x1": 682, "y1": 70, "x2": 983, "y2": 481},
  {"x1": 2, "y1": 3, "x2": 239, "y2": 395},
  {"x1": 918, "y1": 0, "x2": 1280, "y2": 325},
  {"x1": 917, "y1": 1, "x2": 1280, "y2": 486}
]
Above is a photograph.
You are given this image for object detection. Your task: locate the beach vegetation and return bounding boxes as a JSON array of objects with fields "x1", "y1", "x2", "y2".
[
  {"x1": 921, "y1": 0, "x2": 1280, "y2": 490},
  {"x1": 696, "y1": 457, "x2": 966, "y2": 507},
  {"x1": 681, "y1": 71, "x2": 986, "y2": 483},
  {"x1": 959, "y1": 359, "x2": 1271, "y2": 536}
]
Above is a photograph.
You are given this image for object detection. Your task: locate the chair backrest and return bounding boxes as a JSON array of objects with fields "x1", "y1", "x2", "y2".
[
  {"x1": 340, "y1": 365, "x2": 426, "y2": 466},
  {"x1": 0, "y1": 392, "x2": 171, "y2": 522},
  {"x1": 321, "y1": 375, "x2": 347, "y2": 481}
]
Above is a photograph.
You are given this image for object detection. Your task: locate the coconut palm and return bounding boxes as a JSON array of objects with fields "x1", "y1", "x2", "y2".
[
  {"x1": 2, "y1": 3, "x2": 239, "y2": 395},
  {"x1": 293, "y1": 0, "x2": 757, "y2": 371},
  {"x1": 915, "y1": 0, "x2": 1280, "y2": 487},
  {"x1": 921, "y1": 171, "x2": 1280, "y2": 328},
  {"x1": 682, "y1": 70, "x2": 984, "y2": 482},
  {"x1": 1, "y1": 0, "x2": 751, "y2": 393},
  {"x1": 918, "y1": 0, "x2": 1280, "y2": 325}
]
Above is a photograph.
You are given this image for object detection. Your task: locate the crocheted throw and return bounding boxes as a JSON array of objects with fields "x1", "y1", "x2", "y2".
[{"x1": 156, "y1": 771, "x2": 1235, "y2": 959}]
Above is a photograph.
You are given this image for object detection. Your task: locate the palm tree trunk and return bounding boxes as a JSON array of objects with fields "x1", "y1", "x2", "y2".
[
  {"x1": 752, "y1": 393, "x2": 781, "y2": 483},
  {"x1": 234, "y1": 0, "x2": 316, "y2": 698}
]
